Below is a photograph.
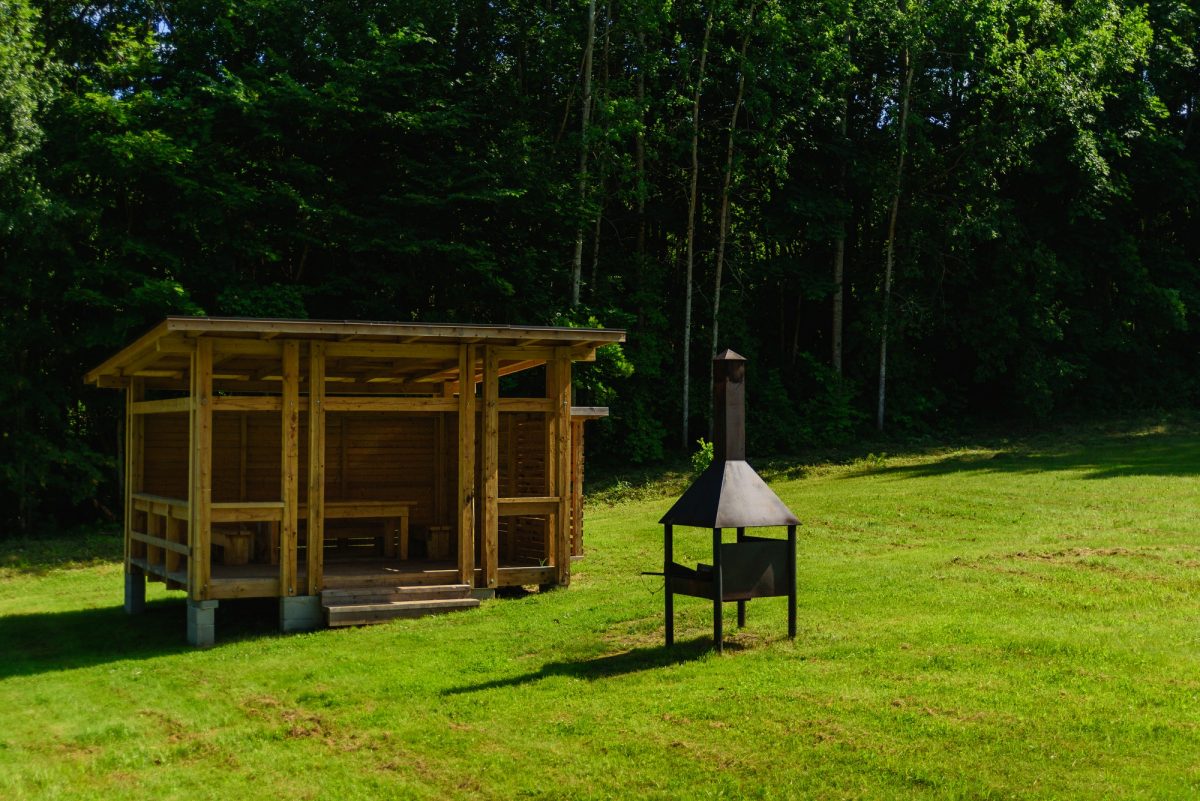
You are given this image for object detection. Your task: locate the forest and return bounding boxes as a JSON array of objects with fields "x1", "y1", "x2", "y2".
[{"x1": 1, "y1": 0, "x2": 1197, "y2": 534}]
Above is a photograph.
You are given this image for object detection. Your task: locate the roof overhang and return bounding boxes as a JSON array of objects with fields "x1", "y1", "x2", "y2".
[{"x1": 86, "y1": 316, "x2": 626, "y2": 391}]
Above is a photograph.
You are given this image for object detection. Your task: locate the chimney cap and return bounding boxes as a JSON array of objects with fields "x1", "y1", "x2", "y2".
[{"x1": 713, "y1": 348, "x2": 746, "y2": 362}]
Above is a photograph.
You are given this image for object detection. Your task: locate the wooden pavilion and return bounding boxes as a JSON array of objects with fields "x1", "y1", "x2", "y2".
[{"x1": 85, "y1": 317, "x2": 625, "y2": 645}]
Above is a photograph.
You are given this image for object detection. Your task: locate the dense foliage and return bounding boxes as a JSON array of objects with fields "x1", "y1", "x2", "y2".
[{"x1": 1, "y1": 0, "x2": 1197, "y2": 532}]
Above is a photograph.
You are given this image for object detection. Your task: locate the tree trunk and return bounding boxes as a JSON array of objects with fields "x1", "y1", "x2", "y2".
[
  {"x1": 682, "y1": 12, "x2": 713, "y2": 450},
  {"x1": 570, "y1": 0, "x2": 598, "y2": 307},
  {"x1": 636, "y1": 31, "x2": 647, "y2": 257},
  {"x1": 877, "y1": 50, "x2": 914, "y2": 432},
  {"x1": 711, "y1": 12, "x2": 755, "y2": 432},
  {"x1": 589, "y1": 0, "x2": 612, "y2": 300},
  {"x1": 832, "y1": 95, "x2": 848, "y2": 374},
  {"x1": 590, "y1": 180, "x2": 604, "y2": 295}
]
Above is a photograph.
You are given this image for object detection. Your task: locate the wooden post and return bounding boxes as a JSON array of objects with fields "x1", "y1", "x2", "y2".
[
  {"x1": 551, "y1": 349, "x2": 572, "y2": 585},
  {"x1": 124, "y1": 379, "x2": 145, "y2": 569},
  {"x1": 280, "y1": 341, "x2": 300, "y2": 597},
  {"x1": 482, "y1": 345, "x2": 500, "y2": 589},
  {"x1": 306, "y1": 342, "x2": 326, "y2": 595},
  {"x1": 570, "y1": 419, "x2": 585, "y2": 556},
  {"x1": 189, "y1": 340, "x2": 213, "y2": 601},
  {"x1": 456, "y1": 345, "x2": 477, "y2": 586}
]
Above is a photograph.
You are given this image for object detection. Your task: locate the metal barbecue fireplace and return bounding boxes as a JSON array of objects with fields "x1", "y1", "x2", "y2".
[{"x1": 659, "y1": 349, "x2": 799, "y2": 652}]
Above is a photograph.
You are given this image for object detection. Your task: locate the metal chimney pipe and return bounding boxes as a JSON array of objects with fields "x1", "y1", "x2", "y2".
[{"x1": 712, "y1": 349, "x2": 747, "y2": 462}]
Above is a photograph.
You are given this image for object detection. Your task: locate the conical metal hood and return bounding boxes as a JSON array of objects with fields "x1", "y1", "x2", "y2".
[{"x1": 660, "y1": 350, "x2": 799, "y2": 528}]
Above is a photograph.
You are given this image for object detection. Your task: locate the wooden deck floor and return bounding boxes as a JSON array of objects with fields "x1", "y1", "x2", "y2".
[
  {"x1": 133, "y1": 555, "x2": 559, "y2": 597},
  {"x1": 213, "y1": 559, "x2": 464, "y2": 589}
]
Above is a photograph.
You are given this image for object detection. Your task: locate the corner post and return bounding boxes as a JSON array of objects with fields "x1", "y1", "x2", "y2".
[
  {"x1": 280, "y1": 341, "x2": 300, "y2": 597},
  {"x1": 570, "y1": 419, "x2": 585, "y2": 556},
  {"x1": 482, "y1": 345, "x2": 499, "y2": 589},
  {"x1": 456, "y1": 345, "x2": 477, "y2": 586},
  {"x1": 664, "y1": 524, "x2": 674, "y2": 646},
  {"x1": 124, "y1": 378, "x2": 146, "y2": 613},
  {"x1": 713, "y1": 527, "x2": 723, "y2": 654},
  {"x1": 189, "y1": 340, "x2": 213, "y2": 603},
  {"x1": 551, "y1": 348, "x2": 572, "y2": 586},
  {"x1": 306, "y1": 342, "x2": 326, "y2": 596}
]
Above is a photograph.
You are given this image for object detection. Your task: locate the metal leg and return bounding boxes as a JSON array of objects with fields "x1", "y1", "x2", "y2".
[
  {"x1": 713, "y1": 527, "x2": 723, "y2": 653},
  {"x1": 787, "y1": 524, "x2": 797, "y2": 639},
  {"x1": 664, "y1": 524, "x2": 674, "y2": 647},
  {"x1": 736, "y1": 528, "x2": 746, "y2": 628}
]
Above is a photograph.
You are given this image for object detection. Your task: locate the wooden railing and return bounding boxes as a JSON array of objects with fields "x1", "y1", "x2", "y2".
[{"x1": 129, "y1": 493, "x2": 189, "y2": 586}]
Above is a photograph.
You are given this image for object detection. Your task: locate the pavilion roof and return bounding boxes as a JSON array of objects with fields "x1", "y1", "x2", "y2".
[{"x1": 85, "y1": 316, "x2": 626, "y2": 390}]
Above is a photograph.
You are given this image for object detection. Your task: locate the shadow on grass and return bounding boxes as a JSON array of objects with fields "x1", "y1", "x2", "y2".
[
  {"x1": 443, "y1": 638, "x2": 718, "y2": 695},
  {"x1": 0, "y1": 596, "x2": 282, "y2": 680},
  {"x1": 843, "y1": 430, "x2": 1200, "y2": 482},
  {"x1": 0, "y1": 531, "x2": 122, "y2": 578}
]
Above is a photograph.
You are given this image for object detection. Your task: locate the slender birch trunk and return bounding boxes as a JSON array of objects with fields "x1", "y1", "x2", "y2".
[
  {"x1": 589, "y1": 0, "x2": 612, "y2": 299},
  {"x1": 682, "y1": 12, "x2": 713, "y2": 450},
  {"x1": 570, "y1": 0, "x2": 597, "y2": 307},
  {"x1": 877, "y1": 49, "x2": 914, "y2": 432},
  {"x1": 590, "y1": 182, "x2": 604, "y2": 293},
  {"x1": 636, "y1": 31, "x2": 647, "y2": 257},
  {"x1": 832, "y1": 101, "x2": 848, "y2": 374}
]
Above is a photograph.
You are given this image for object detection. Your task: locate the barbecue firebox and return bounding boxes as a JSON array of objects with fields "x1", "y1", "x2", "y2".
[{"x1": 659, "y1": 350, "x2": 799, "y2": 652}]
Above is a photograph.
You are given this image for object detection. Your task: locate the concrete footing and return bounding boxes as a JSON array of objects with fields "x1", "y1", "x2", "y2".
[
  {"x1": 187, "y1": 600, "x2": 219, "y2": 647},
  {"x1": 124, "y1": 570, "x2": 146, "y2": 614},
  {"x1": 279, "y1": 595, "x2": 323, "y2": 633},
  {"x1": 470, "y1": 588, "x2": 496, "y2": 601}
]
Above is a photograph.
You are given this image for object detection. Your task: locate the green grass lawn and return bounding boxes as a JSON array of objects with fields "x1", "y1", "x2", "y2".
[{"x1": 2, "y1": 421, "x2": 1199, "y2": 800}]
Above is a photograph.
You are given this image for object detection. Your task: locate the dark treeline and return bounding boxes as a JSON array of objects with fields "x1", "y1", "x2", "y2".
[{"x1": 1, "y1": 0, "x2": 1197, "y2": 533}]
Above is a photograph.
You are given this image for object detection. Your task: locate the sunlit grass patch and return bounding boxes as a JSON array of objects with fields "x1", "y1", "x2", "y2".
[{"x1": 2, "y1": 420, "x2": 1199, "y2": 799}]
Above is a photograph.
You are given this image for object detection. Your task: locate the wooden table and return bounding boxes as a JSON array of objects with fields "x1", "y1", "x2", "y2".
[{"x1": 300, "y1": 501, "x2": 414, "y2": 559}]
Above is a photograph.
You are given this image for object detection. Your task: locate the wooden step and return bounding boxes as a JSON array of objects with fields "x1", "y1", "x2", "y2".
[
  {"x1": 321, "y1": 583, "x2": 472, "y2": 605},
  {"x1": 324, "y1": 596, "x2": 480, "y2": 627},
  {"x1": 320, "y1": 568, "x2": 462, "y2": 590}
]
